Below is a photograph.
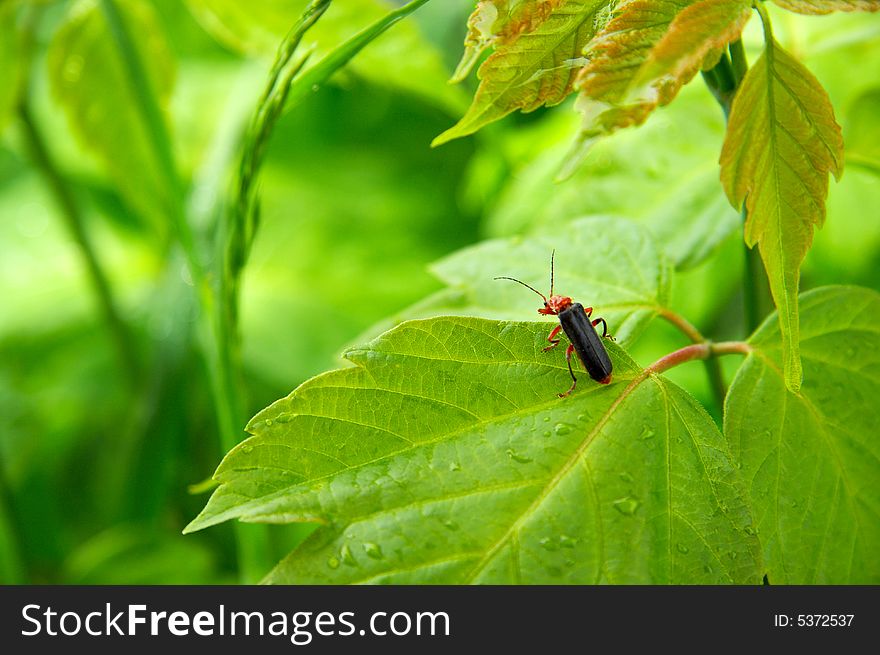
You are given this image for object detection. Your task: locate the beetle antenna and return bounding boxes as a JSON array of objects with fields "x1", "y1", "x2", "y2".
[
  {"x1": 494, "y1": 276, "x2": 548, "y2": 303},
  {"x1": 550, "y1": 249, "x2": 556, "y2": 297}
]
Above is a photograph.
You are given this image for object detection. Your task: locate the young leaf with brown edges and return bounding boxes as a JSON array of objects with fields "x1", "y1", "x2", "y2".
[
  {"x1": 572, "y1": 0, "x2": 751, "y2": 154},
  {"x1": 719, "y1": 33, "x2": 843, "y2": 392},
  {"x1": 434, "y1": 0, "x2": 611, "y2": 146}
]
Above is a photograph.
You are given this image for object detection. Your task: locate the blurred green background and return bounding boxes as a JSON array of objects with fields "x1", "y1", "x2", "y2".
[{"x1": 0, "y1": 0, "x2": 878, "y2": 584}]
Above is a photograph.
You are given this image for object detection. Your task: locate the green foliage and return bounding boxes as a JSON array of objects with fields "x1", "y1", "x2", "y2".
[
  {"x1": 479, "y1": 84, "x2": 739, "y2": 270},
  {"x1": 2, "y1": 0, "x2": 879, "y2": 587},
  {"x1": 186, "y1": 0, "x2": 460, "y2": 109},
  {"x1": 0, "y1": 2, "x2": 23, "y2": 132},
  {"x1": 47, "y1": 0, "x2": 175, "y2": 231},
  {"x1": 726, "y1": 286, "x2": 880, "y2": 583},
  {"x1": 371, "y1": 216, "x2": 671, "y2": 344},
  {"x1": 771, "y1": 0, "x2": 880, "y2": 14},
  {"x1": 434, "y1": 0, "x2": 610, "y2": 145},
  {"x1": 720, "y1": 26, "x2": 844, "y2": 392},
  {"x1": 188, "y1": 317, "x2": 761, "y2": 584}
]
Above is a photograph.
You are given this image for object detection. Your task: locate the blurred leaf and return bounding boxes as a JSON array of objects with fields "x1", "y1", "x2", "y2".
[
  {"x1": 573, "y1": 0, "x2": 751, "y2": 149},
  {"x1": 64, "y1": 526, "x2": 220, "y2": 584},
  {"x1": 726, "y1": 286, "x2": 880, "y2": 583},
  {"x1": 411, "y1": 216, "x2": 672, "y2": 345},
  {"x1": 0, "y1": 2, "x2": 23, "y2": 133},
  {"x1": 771, "y1": 0, "x2": 880, "y2": 14},
  {"x1": 485, "y1": 86, "x2": 739, "y2": 270},
  {"x1": 845, "y1": 88, "x2": 880, "y2": 174},
  {"x1": 186, "y1": 0, "x2": 461, "y2": 110},
  {"x1": 188, "y1": 317, "x2": 760, "y2": 584},
  {"x1": 47, "y1": 0, "x2": 175, "y2": 229},
  {"x1": 720, "y1": 34, "x2": 843, "y2": 392},
  {"x1": 434, "y1": 0, "x2": 611, "y2": 146}
]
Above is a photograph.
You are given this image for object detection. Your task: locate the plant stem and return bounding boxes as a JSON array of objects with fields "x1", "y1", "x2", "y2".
[
  {"x1": 702, "y1": 13, "x2": 774, "y2": 336},
  {"x1": 647, "y1": 341, "x2": 752, "y2": 377},
  {"x1": 658, "y1": 308, "x2": 728, "y2": 410},
  {"x1": 99, "y1": 0, "x2": 269, "y2": 582},
  {"x1": 743, "y1": 231, "x2": 774, "y2": 332},
  {"x1": 729, "y1": 38, "x2": 748, "y2": 85},
  {"x1": 18, "y1": 103, "x2": 141, "y2": 384}
]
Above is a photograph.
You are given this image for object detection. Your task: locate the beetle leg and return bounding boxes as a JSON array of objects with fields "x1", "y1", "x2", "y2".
[
  {"x1": 543, "y1": 325, "x2": 563, "y2": 352},
  {"x1": 592, "y1": 317, "x2": 616, "y2": 341},
  {"x1": 583, "y1": 306, "x2": 593, "y2": 318},
  {"x1": 558, "y1": 344, "x2": 578, "y2": 398}
]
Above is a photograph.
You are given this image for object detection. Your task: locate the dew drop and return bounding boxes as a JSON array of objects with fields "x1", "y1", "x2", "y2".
[
  {"x1": 443, "y1": 520, "x2": 459, "y2": 531},
  {"x1": 618, "y1": 472, "x2": 634, "y2": 483},
  {"x1": 730, "y1": 552, "x2": 738, "y2": 560},
  {"x1": 559, "y1": 535, "x2": 576, "y2": 549},
  {"x1": 554, "y1": 422, "x2": 573, "y2": 436},
  {"x1": 577, "y1": 414, "x2": 587, "y2": 422},
  {"x1": 327, "y1": 557, "x2": 340, "y2": 569},
  {"x1": 506, "y1": 449, "x2": 533, "y2": 464},
  {"x1": 340, "y1": 543, "x2": 357, "y2": 566},
  {"x1": 744, "y1": 526, "x2": 758, "y2": 536},
  {"x1": 311, "y1": 84, "x2": 320, "y2": 92},
  {"x1": 448, "y1": 461, "x2": 461, "y2": 472},
  {"x1": 264, "y1": 418, "x2": 273, "y2": 427},
  {"x1": 543, "y1": 416, "x2": 551, "y2": 423},
  {"x1": 275, "y1": 412, "x2": 292, "y2": 424},
  {"x1": 639, "y1": 426, "x2": 655, "y2": 440},
  {"x1": 539, "y1": 537, "x2": 560, "y2": 552},
  {"x1": 676, "y1": 543, "x2": 689, "y2": 554},
  {"x1": 363, "y1": 542, "x2": 383, "y2": 560},
  {"x1": 703, "y1": 564, "x2": 713, "y2": 574},
  {"x1": 543, "y1": 430, "x2": 552, "y2": 438},
  {"x1": 241, "y1": 444, "x2": 254, "y2": 454},
  {"x1": 612, "y1": 496, "x2": 641, "y2": 516}
]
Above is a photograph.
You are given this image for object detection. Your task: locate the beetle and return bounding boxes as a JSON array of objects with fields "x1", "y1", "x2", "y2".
[{"x1": 495, "y1": 251, "x2": 614, "y2": 397}]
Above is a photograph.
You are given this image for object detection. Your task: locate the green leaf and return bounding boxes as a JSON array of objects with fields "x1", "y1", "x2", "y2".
[
  {"x1": 0, "y1": 2, "x2": 23, "y2": 133},
  {"x1": 362, "y1": 216, "x2": 671, "y2": 346},
  {"x1": 771, "y1": 0, "x2": 880, "y2": 15},
  {"x1": 483, "y1": 85, "x2": 739, "y2": 270},
  {"x1": 719, "y1": 34, "x2": 844, "y2": 392},
  {"x1": 572, "y1": 0, "x2": 751, "y2": 150},
  {"x1": 845, "y1": 88, "x2": 880, "y2": 175},
  {"x1": 726, "y1": 286, "x2": 880, "y2": 583},
  {"x1": 187, "y1": 0, "x2": 460, "y2": 110},
  {"x1": 47, "y1": 0, "x2": 175, "y2": 228},
  {"x1": 434, "y1": 0, "x2": 612, "y2": 146},
  {"x1": 188, "y1": 317, "x2": 761, "y2": 584}
]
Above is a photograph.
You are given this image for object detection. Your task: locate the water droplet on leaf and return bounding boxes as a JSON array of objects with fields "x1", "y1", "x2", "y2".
[
  {"x1": 340, "y1": 544, "x2": 357, "y2": 566},
  {"x1": 554, "y1": 423, "x2": 573, "y2": 436},
  {"x1": 612, "y1": 497, "x2": 641, "y2": 516},
  {"x1": 327, "y1": 557, "x2": 340, "y2": 569},
  {"x1": 506, "y1": 449, "x2": 533, "y2": 464},
  {"x1": 363, "y1": 543, "x2": 383, "y2": 560},
  {"x1": 676, "y1": 543, "x2": 689, "y2": 554}
]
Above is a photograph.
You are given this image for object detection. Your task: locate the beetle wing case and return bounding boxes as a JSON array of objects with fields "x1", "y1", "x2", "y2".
[{"x1": 557, "y1": 302, "x2": 613, "y2": 383}]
